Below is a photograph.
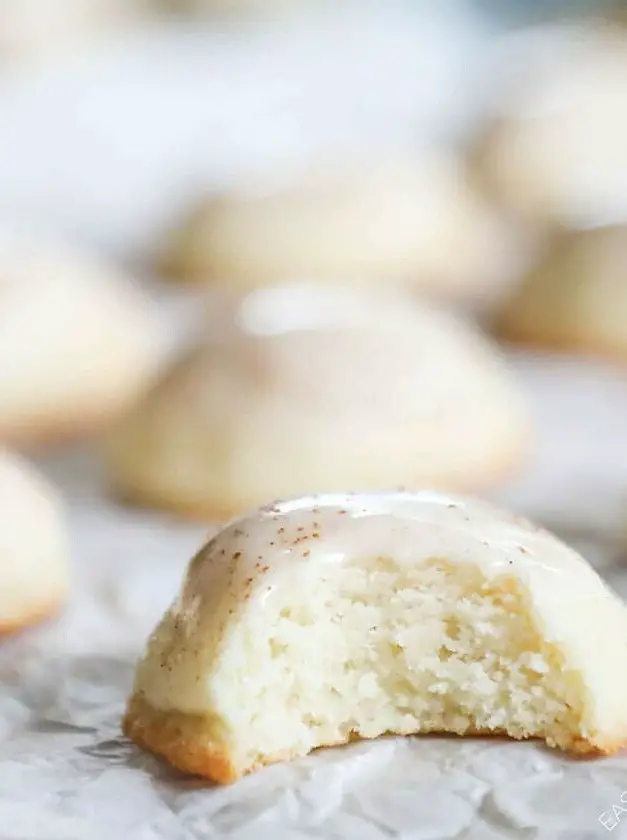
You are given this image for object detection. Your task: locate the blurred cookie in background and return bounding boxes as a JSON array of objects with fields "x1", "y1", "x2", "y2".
[
  {"x1": 0, "y1": 449, "x2": 69, "y2": 633},
  {"x1": 108, "y1": 283, "x2": 529, "y2": 520},
  {"x1": 162, "y1": 0, "x2": 292, "y2": 16},
  {"x1": 473, "y1": 21, "x2": 627, "y2": 229},
  {"x1": 0, "y1": 0, "x2": 150, "y2": 64},
  {"x1": 160, "y1": 153, "x2": 520, "y2": 309},
  {"x1": 0, "y1": 233, "x2": 158, "y2": 447},
  {"x1": 494, "y1": 225, "x2": 627, "y2": 362}
]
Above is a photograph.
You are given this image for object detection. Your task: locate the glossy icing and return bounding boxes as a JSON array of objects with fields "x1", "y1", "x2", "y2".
[
  {"x1": 136, "y1": 492, "x2": 627, "y2": 728},
  {"x1": 183, "y1": 491, "x2": 612, "y2": 604}
]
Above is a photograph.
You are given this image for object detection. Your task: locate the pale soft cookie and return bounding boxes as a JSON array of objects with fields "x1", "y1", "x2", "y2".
[
  {"x1": 0, "y1": 450, "x2": 69, "y2": 633},
  {"x1": 162, "y1": 154, "x2": 517, "y2": 306},
  {"x1": 494, "y1": 225, "x2": 627, "y2": 361},
  {"x1": 0, "y1": 0, "x2": 149, "y2": 62},
  {"x1": 0, "y1": 235, "x2": 158, "y2": 446},
  {"x1": 108, "y1": 284, "x2": 528, "y2": 519},
  {"x1": 124, "y1": 491, "x2": 627, "y2": 782},
  {"x1": 163, "y1": 0, "x2": 291, "y2": 15},
  {"x1": 473, "y1": 22, "x2": 627, "y2": 228}
]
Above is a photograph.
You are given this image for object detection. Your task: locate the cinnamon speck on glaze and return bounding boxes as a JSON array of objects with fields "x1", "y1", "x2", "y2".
[{"x1": 176, "y1": 491, "x2": 608, "y2": 614}]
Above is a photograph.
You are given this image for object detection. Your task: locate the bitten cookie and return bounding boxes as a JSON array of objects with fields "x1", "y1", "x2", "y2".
[
  {"x1": 161, "y1": 154, "x2": 516, "y2": 306},
  {"x1": 0, "y1": 449, "x2": 69, "y2": 633},
  {"x1": 0, "y1": 234, "x2": 158, "y2": 446},
  {"x1": 124, "y1": 491, "x2": 627, "y2": 782},
  {"x1": 108, "y1": 284, "x2": 528, "y2": 519},
  {"x1": 494, "y1": 225, "x2": 627, "y2": 361}
]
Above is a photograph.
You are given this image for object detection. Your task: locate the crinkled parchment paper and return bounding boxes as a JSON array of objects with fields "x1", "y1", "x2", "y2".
[{"x1": 2, "y1": 358, "x2": 627, "y2": 840}]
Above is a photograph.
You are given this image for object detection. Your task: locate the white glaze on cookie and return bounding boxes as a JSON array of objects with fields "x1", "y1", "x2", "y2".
[{"x1": 139, "y1": 490, "x2": 627, "y2": 739}]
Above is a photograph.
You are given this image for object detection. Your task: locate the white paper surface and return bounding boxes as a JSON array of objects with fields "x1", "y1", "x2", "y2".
[{"x1": 1, "y1": 5, "x2": 627, "y2": 838}]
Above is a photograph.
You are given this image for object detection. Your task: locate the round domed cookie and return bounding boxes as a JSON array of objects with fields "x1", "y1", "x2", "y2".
[
  {"x1": 124, "y1": 491, "x2": 627, "y2": 782},
  {"x1": 163, "y1": 0, "x2": 291, "y2": 16},
  {"x1": 108, "y1": 284, "x2": 528, "y2": 519},
  {"x1": 473, "y1": 22, "x2": 627, "y2": 228},
  {"x1": 0, "y1": 0, "x2": 148, "y2": 62},
  {"x1": 0, "y1": 449, "x2": 69, "y2": 633},
  {"x1": 161, "y1": 154, "x2": 516, "y2": 306},
  {"x1": 494, "y1": 225, "x2": 627, "y2": 360},
  {"x1": 0, "y1": 234, "x2": 158, "y2": 446}
]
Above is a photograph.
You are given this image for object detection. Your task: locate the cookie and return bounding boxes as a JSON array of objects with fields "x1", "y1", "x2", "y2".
[
  {"x1": 0, "y1": 0, "x2": 148, "y2": 61},
  {"x1": 108, "y1": 284, "x2": 528, "y2": 519},
  {"x1": 0, "y1": 234, "x2": 158, "y2": 446},
  {"x1": 162, "y1": 154, "x2": 516, "y2": 306},
  {"x1": 0, "y1": 450, "x2": 69, "y2": 633},
  {"x1": 494, "y1": 225, "x2": 627, "y2": 361},
  {"x1": 125, "y1": 490, "x2": 627, "y2": 782},
  {"x1": 473, "y1": 22, "x2": 627, "y2": 228}
]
